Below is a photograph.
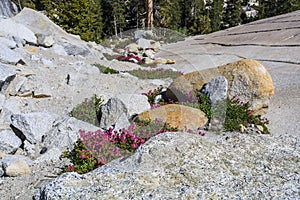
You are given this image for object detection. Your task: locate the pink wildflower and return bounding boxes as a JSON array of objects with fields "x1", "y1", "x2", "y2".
[{"x1": 67, "y1": 165, "x2": 73, "y2": 171}]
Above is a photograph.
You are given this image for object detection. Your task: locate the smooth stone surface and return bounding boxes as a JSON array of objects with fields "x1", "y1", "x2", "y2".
[{"x1": 136, "y1": 104, "x2": 208, "y2": 131}]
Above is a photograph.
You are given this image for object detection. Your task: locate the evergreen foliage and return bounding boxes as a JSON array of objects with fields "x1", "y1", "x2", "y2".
[
  {"x1": 15, "y1": 0, "x2": 300, "y2": 42},
  {"x1": 223, "y1": 0, "x2": 242, "y2": 28},
  {"x1": 256, "y1": 0, "x2": 300, "y2": 19},
  {"x1": 209, "y1": 0, "x2": 224, "y2": 31}
]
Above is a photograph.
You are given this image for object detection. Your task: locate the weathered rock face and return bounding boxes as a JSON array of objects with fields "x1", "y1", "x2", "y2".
[
  {"x1": 0, "y1": 129, "x2": 22, "y2": 154},
  {"x1": 136, "y1": 104, "x2": 208, "y2": 131},
  {"x1": 166, "y1": 68, "x2": 220, "y2": 102},
  {"x1": 218, "y1": 59, "x2": 274, "y2": 115},
  {"x1": 99, "y1": 98, "x2": 130, "y2": 130},
  {"x1": 0, "y1": 18, "x2": 37, "y2": 44},
  {"x1": 0, "y1": 64, "x2": 16, "y2": 93},
  {"x1": 11, "y1": 112, "x2": 60, "y2": 144},
  {"x1": 41, "y1": 117, "x2": 100, "y2": 154},
  {"x1": 114, "y1": 94, "x2": 151, "y2": 117},
  {"x1": 35, "y1": 132, "x2": 299, "y2": 199},
  {"x1": 1, "y1": 155, "x2": 33, "y2": 177},
  {"x1": 167, "y1": 59, "x2": 274, "y2": 115}
]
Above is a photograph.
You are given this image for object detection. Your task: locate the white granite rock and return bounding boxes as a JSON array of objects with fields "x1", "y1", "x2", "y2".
[
  {"x1": 0, "y1": 19, "x2": 37, "y2": 44},
  {"x1": 11, "y1": 112, "x2": 60, "y2": 144},
  {"x1": 0, "y1": 129, "x2": 22, "y2": 154}
]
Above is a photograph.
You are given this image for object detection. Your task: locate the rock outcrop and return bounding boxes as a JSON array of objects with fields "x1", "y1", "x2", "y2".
[
  {"x1": 167, "y1": 59, "x2": 274, "y2": 115},
  {"x1": 35, "y1": 132, "x2": 299, "y2": 199}
]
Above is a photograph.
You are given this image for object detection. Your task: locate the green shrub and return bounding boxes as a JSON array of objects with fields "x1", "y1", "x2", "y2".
[
  {"x1": 94, "y1": 64, "x2": 119, "y2": 74},
  {"x1": 224, "y1": 96, "x2": 269, "y2": 133},
  {"x1": 197, "y1": 93, "x2": 213, "y2": 119},
  {"x1": 70, "y1": 95, "x2": 104, "y2": 126},
  {"x1": 61, "y1": 139, "x2": 102, "y2": 174}
]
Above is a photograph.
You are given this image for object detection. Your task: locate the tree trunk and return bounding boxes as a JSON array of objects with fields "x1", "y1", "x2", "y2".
[
  {"x1": 146, "y1": 0, "x2": 153, "y2": 29},
  {"x1": 114, "y1": 15, "x2": 118, "y2": 37}
]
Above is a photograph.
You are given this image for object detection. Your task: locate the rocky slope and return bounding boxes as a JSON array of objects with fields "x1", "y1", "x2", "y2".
[{"x1": 0, "y1": 7, "x2": 299, "y2": 200}]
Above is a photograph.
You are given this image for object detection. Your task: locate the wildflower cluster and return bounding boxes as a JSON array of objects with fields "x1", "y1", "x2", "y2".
[
  {"x1": 116, "y1": 54, "x2": 144, "y2": 64},
  {"x1": 142, "y1": 87, "x2": 269, "y2": 133},
  {"x1": 61, "y1": 139, "x2": 101, "y2": 174},
  {"x1": 225, "y1": 95, "x2": 270, "y2": 133},
  {"x1": 142, "y1": 87, "x2": 164, "y2": 107},
  {"x1": 62, "y1": 119, "x2": 174, "y2": 174}
]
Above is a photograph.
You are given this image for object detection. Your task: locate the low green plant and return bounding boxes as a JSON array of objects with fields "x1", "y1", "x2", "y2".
[
  {"x1": 142, "y1": 87, "x2": 163, "y2": 105},
  {"x1": 224, "y1": 96, "x2": 269, "y2": 133},
  {"x1": 94, "y1": 64, "x2": 119, "y2": 74},
  {"x1": 197, "y1": 93, "x2": 213, "y2": 119},
  {"x1": 61, "y1": 139, "x2": 102, "y2": 174},
  {"x1": 103, "y1": 53, "x2": 116, "y2": 61},
  {"x1": 70, "y1": 95, "x2": 104, "y2": 126},
  {"x1": 128, "y1": 68, "x2": 182, "y2": 80}
]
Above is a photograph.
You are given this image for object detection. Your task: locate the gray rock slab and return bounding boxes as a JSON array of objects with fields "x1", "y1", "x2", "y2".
[
  {"x1": 5, "y1": 75, "x2": 27, "y2": 96},
  {"x1": 137, "y1": 38, "x2": 151, "y2": 49},
  {"x1": 42, "y1": 117, "x2": 99, "y2": 152},
  {"x1": 114, "y1": 94, "x2": 151, "y2": 116},
  {"x1": 1, "y1": 154, "x2": 33, "y2": 177},
  {"x1": 201, "y1": 76, "x2": 228, "y2": 104},
  {"x1": 62, "y1": 42, "x2": 90, "y2": 57},
  {"x1": 11, "y1": 112, "x2": 60, "y2": 144},
  {"x1": 0, "y1": 43, "x2": 24, "y2": 65},
  {"x1": 12, "y1": 8, "x2": 69, "y2": 39},
  {"x1": 0, "y1": 129, "x2": 21, "y2": 154},
  {"x1": 0, "y1": 18, "x2": 37, "y2": 44},
  {"x1": 0, "y1": 64, "x2": 16, "y2": 92},
  {"x1": 36, "y1": 132, "x2": 299, "y2": 199},
  {"x1": 1, "y1": 154, "x2": 33, "y2": 167},
  {"x1": 0, "y1": 37, "x2": 17, "y2": 49},
  {"x1": 99, "y1": 98, "x2": 129, "y2": 130}
]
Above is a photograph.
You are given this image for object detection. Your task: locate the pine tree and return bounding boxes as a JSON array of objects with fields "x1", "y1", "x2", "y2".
[
  {"x1": 223, "y1": 0, "x2": 242, "y2": 28},
  {"x1": 125, "y1": 0, "x2": 144, "y2": 29},
  {"x1": 40, "y1": 0, "x2": 103, "y2": 43},
  {"x1": 101, "y1": 0, "x2": 127, "y2": 37},
  {"x1": 257, "y1": 0, "x2": 300, "y2": 19},
  {"x1": 186, "y1": 0, "x2": 211, "y2": 34},
  {"x1": 111, "y1": 0, "x2": 127, "y2": 36},
  {"x1": 154, "y1": 0, "x2": 181, "y2": 29},
  {"x1": 208, "y1": 0, "x2": 224, "y2": 31},
  {"x1": 146, "y1": 0, "x2": 154, "y2": 28}
]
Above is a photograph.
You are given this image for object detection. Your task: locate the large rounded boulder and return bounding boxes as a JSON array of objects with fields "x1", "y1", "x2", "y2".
[{"x1": 166, "y1": 59, "x2": 274, "y2": 115}]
